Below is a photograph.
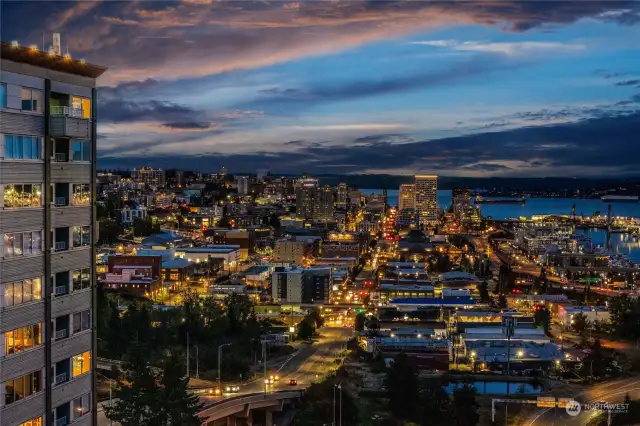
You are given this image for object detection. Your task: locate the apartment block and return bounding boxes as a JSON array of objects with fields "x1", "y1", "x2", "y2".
[
  {"x1": 0, "y1": 41, "x2": 106, "y2": 426},
  {"x1": 414, "y1": 175, "x2": 438, "y2": 227}
]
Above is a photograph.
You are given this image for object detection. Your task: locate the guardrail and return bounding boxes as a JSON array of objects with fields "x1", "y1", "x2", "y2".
[
  {"x1": 55, "y1": 329, "x2": 68, "y2": 340},
  {"x1": 54, "y1": 197, "x2": 67, "y2": 207},
  {"x1": 54, "y1": 241, "x2": 67, "y2": 251},
  {"x1": 199, "y1": 390, "x2": 304, "y2": 414},
  {"x1": 54, "y1": 372, "x2": 68, "y2": 385},
  {"x1": 55, "y1": 285, "x2": 68, "y2": 296},
  {"x1": 53, "y1": 153, "x2": 67, "y2": 162},
  {"x1": 54, "y1": 416, "x2": 68, "y2": 426},
  {"x1": 50, "y1": 106, "x2": 84, "y2": 118}
]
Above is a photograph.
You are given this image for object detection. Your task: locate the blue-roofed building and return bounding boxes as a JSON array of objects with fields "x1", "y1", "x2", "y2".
[
  {"x1": 389, "y1": 296, "x2": 477, "y2": 310},
  {"x1": 162, "y1": 258, "x2": 196, "y2": 287}
]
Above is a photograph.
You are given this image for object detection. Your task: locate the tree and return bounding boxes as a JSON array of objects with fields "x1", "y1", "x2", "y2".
[
  {"x1": 293, "y1": 373, "x2": 360, "y2": 426},
  {"x1": 217, "y1": 215, "x2": 232, "y2": 228},
  {"x1": 451, "y1": 383, "x2": 479, "y2": 426},
  {"x1": 224, "y1": 293, "x2": 254, "y2": 330},
  {"x1": 497, "y1": 294, "x2": 507, "y2": 310},
  {"x1": 105, "y1": 341, "x2": 162, "y2": 426},
  {"x1": 384, "y1": 353, "x2": 420, "y2": 422},
  {"x1": 478, "y1": 281, "x2": 491, "y2": 304},
  {"x1": 354, "y1": 312, "x2": 366, "y2": 332},
  {"x1": 133, "y1": 217, "x2": 160, "y2": 237},
  {"x1": 534, "y1": 306, "x2": 551, "y2": 335},
  {"x1": 297, "y1": 318, "x2": 315, "y2": 340},
  {"x1": 156, "y1": 353, "x2": 203, "y2": 426},
  {"x1": 417, "y1": 379, "x2": 451, "y2": 426},
  {"x1": 572, "y1": 312, "x2": 591, "y2": 336},
  {"x1": 269, "y1": 213, "x2": 281, "y2": 229}
]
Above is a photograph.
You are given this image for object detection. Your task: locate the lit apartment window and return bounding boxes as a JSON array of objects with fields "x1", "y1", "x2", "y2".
[
  {"x1": 72, "y1": 226, "x2": 90, "y2": 248},
  {"x1": 72, "y1": 351, "x2": 91, "y2": 377},
  {"x1": 71, "y1": 96, "x2": 91, "y2": 119},
  {"x1": 3, "y1": 135, "x2": 41, "y2": 159},
  {"x1": 4, "y1": 323, "x2": 42, "y2": 355},
  {"x1": 71, "y1": 140, "x2": 90, "y2": 162},
  {"x1": 72, "y1": 184, "x2": 90, "y2": 205},
  {"x1": 72, "y1": 310, "x2": 91, "y2": 334},
  {"x1": 4, "y1": 370, "x2": 42, "y2": 405},
  {"x1": 3, "y1": 278, "x2": 42, "y2": 307},
  {"x1": 3, "y1": 231, "x2": 42, "y2": 257},
  {"x1": 0, "y1": 83, "x2": 6, "y2": 108},
  {"x1": 72, "y1": 268, "x2": 91, "y2": 291},
  {"x1": 18, "y1": 416, "x2": 43, "y2": 426},
  {"x1": 3, "y1": 184, "x2": 42, "y2": 207},
  {"x1": 21, "y1": 87, "x2": 43, "y2": 112}
]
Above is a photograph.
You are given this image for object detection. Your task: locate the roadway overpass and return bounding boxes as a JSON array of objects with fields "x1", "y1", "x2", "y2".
[{"x1": 199, "y1": 391, "x2": 303, "y2": 426}]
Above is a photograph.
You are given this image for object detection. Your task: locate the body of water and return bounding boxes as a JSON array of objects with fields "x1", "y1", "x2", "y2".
[
  {"x1": 444, "y1": 381, "x2": 541, "y2": 395},
  {"x1": 360, "y1": 189, "x2": 640, "y2": 263}
]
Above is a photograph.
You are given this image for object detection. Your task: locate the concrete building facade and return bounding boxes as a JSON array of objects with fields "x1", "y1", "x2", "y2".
[{"x1": 0, "y1": 41, "x2": 106, "y2": 426}]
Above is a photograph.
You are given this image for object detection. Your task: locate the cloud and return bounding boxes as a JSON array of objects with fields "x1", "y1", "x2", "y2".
[
  {"x1": 4, "y1": 1, "x2": 638, "y2": 84},
  {"x1": 98, "y1": 99, "x2": 195, "y2": 123},
  {"x1": 461, "y1": 163, "x2": 513, "y2": 172},
  {"x1": 615, "y1": 80, "x2": 640, "y2": 86},
  {"x1": 98, "y1": 111, "x2": 640, "y2": 177},
  {"x1": 160, "y1": 121, "x2": 217, "y2": 131},
  {"x1": 411, "y1": 40, "x2": 586, "y2": 57},
  {"x1": 246, "y1": 54, "x2": 519, "y2": 108}
]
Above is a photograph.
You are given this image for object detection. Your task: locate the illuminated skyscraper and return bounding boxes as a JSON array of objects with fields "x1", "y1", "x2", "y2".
[
  {"x1": 414, "y1": 175, "x2": 438, "y2": 227},
  {"x1": 398, "y1": 184, "x2": 415, "y2": 210}
]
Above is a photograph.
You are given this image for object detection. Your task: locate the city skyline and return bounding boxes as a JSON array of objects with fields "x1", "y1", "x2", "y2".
[{"x1": 2, "y1": 1, "x2": 639, "y2": 176}]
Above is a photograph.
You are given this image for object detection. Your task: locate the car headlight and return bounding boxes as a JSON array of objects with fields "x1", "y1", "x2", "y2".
[{"x1": 225, "y1": 387, "x2": 231, "y2": 392}]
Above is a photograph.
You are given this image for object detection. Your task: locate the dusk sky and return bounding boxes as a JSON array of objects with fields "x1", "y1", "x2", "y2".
[{"x1": 2, "y1": 1, "x2": 640, "y2": 176}]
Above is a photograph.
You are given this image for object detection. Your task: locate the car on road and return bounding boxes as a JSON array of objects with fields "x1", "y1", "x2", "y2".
[
  {"x1": 224, "y1": 385, "x2": 240, "y2": 393},
  {"x1": 289, "y1": 379, "x2": 297, "y2": 386}
]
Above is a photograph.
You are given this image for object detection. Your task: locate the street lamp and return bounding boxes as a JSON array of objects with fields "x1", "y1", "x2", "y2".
[
  {"x1": 218, "y1": 343, "x2": 232, "y2": 389},
  {"x1": 96, "y1": 372, "x2": 113, "y2": 426},
  {"x1": 333, "y1": 381, "x2": 343, "y2": 426},
  {"x1": 193, "y1": 345, "x2": 199, "y2": 379}
]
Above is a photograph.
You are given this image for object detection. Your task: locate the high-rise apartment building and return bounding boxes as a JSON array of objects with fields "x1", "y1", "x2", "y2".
[
  {"x1": 131, "y1": 166, "x2": 165, "y2": 187},
  {"x1": 452, "y1": 188, "x2": 471, "y2": 217},
  {"x1": 335, "y1": 183, "x2": 348, "y2": 207},
  {"x1": 398, "y1": 184, "x2": 415, "y2": 210},
  {"x1": 0, "y1": 41, "x2": 106, "y2": 426},
  {"x1": 414, "y1": 175, "x2": 438, "y2": 227},
  {"x1": 235, "y1": 175, "x2": 249, "y2": 195},
  {"x1": 295, "y1": 175, "x2": 333, "y2": 220}
]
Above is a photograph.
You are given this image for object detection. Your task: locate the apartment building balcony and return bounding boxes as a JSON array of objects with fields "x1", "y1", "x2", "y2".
[
  {"x1": 54, "y1": 271, "x2": 70, "y2": 297},
  {"x1": 49, "y1": 107, "x2": 91, "y2": 139}
]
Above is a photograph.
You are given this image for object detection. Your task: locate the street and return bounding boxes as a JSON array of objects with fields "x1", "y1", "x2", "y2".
[
  {"x1": 527, "y1": 376, "x2": 640, "y2": 425},
  {"x1": 97, "y1": 327, "x2": 353, "y2": 425}
]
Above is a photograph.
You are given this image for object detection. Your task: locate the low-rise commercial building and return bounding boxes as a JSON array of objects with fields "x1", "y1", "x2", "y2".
[{"x1": 175, "y1": 246, "x2": 240, "y2": 270}]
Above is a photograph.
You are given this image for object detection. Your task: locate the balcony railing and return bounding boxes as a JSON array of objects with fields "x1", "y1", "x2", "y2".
[
  {"x1": 50, "y1": 106, "x2": 84, "y2": 118},
  {"x1": 55, "y1": 329, "x2": 68, "y2": 340},
  {"x1": 55, "y1": 285, "x2": 68, "y2": 296},
  {"x1": 54, "y1": 372, "x2": 68, "y2": 385},
  {"x1": 53, "y1": 153, "x2": 68, "y2": 162},
  {"x1": 54, "y1": 197, "x2": 68, "y2": 207},
  {"x1": 55, "y1": 241, "x2": 67, "y2": 251},
  {"x1": 54, "y1": 416, "x2": 68, "y2": 426}
]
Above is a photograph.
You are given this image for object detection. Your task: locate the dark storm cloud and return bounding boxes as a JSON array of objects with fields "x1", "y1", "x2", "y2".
[
  {"x1": 98, "y1": 111, "x2": 640, "y2": 176},
  {"x1": 461, "y1": 163, "x2": 513, "y2": 172},
  {"x1": 98, "y1": 99, "x2": 195, "y2": 123},
  {"x1": 161, "y1": 121, "x2": 213, "y2": 131},
  {"x1": 615, "y1": 80, "x2": 640, "y2": 86}
]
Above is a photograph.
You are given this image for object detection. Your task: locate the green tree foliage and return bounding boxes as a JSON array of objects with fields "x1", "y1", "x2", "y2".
[
  {"x1": 99, "y1": 218, "x2": 122, "y2": 245},
  {"x1": 384, "y1": 353, "x2": 421, "y2": 421},
  {"x1": 297, "y1": 318, "x2": 315, "y2": 340},
  {"x1": 497, "y1": 294, "x2": 508, "y2": 310},
  {"x1": 608, "y1": 294, "x2": 640, "y2": 339},
  {"x1": 269, "y1": 213, "x2": 281, "y2": 229},
  {"x1": 293, "y1": 372, "x2": 359, "y2": 426},
  {"x1": 354, "y1": 313, "x2": 366, "y2": 332},
  {"x1": 572, "y1": 312, "x2": 591, "y2": 336},
  {"x1": 105, "y1": 341, "x2": 162, "y2": 426},
  {"x1": 132, "y1": 217, "x2": 160, "y2": 236},
  {"x1": 534, "y1": 306, "x2": 551, "y2": 335},
  {"x1": 478, "y1": 281, "x2": 491, "y2": 304},
  {"x1": 417, "y1": 379, "x2": 451, "y2": 426},
  {"x1": 451, "y1": 383, "x2": 479, "y2": 426},
  {"x1": 156, "y1": 353, "x2": 203, "y2": 426}
]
